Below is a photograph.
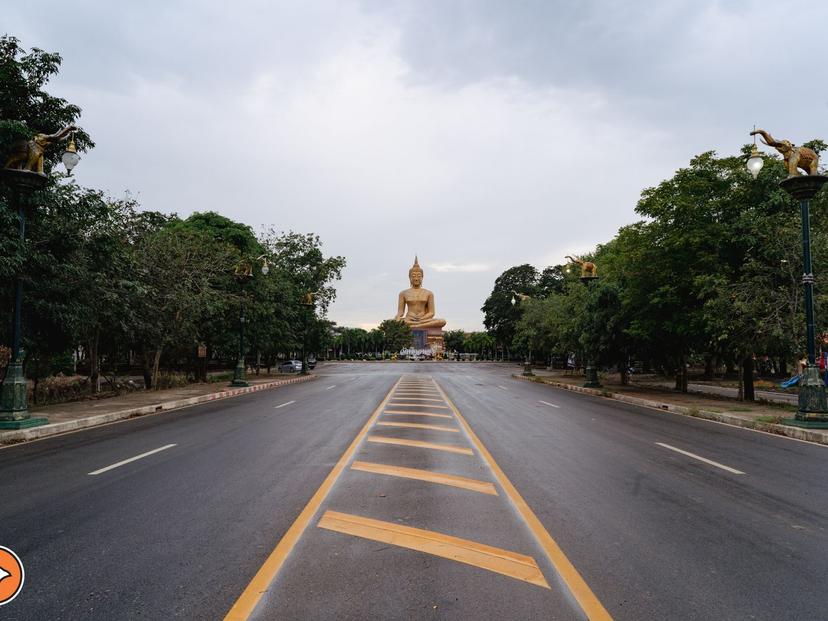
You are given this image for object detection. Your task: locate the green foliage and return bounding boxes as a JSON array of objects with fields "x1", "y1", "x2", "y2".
[
  {"x1": 0, "y1": 35, "x2": 93, "y2": 171},
  {"x1": 443, "y1": 329, "x2": 466, "y2": 353},
  {"x1": 463, "y1": 331, "x2": 495, "y2": 357},
  {"x1": 481, "y1": 264, "x2": 538, "y2": 350},
  {"x1": 378, "y1": 319, "x2": 413, "y2": 353},
  {"x1": 493, "y1": 146, "x2": 827, "y2": 393},
  {"x1": 0, "y1": 37, "x2": 347, "y2": 395}
]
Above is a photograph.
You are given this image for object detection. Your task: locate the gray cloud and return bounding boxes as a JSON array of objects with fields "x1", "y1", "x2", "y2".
[{"x1": 5, "y1": 1, "x2": 826, "y2": 330}]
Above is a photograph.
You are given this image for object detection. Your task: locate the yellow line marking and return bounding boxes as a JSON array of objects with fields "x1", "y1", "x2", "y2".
[
  {"x1": 432, "y1": 381, "x2": 613, "y2": 620},
  {"x1": 390, "y1": 396, "x2": 444, "y2": 402},
  {"x1": 317, "y1": 511, "x2": 548, "y2": 588},
  {"x1": 383, "y1": 410, "x2": 453, "y2": 419},
  {"x1": 388, "y1": 402, "x2": 450, "y2": 409},
  {"x1": 222, "y1": 378, "x2": 402, "y2": 621},
  {"x1": 394, "y1": 391, "x2": 441, "y2": 396},
  {"x1": 376, "y1": 421, "x2": 459, "y2": 433},
  {"x1": 351, "y1": 460, "x2": 498, "y2": 495},
  {"x1": 367, "y1": 435, "x2": 473, "y2": 455}
]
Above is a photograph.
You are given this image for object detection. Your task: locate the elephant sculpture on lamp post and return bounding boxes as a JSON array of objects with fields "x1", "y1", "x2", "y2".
[
  {"x1": 750, "y1": 129, "x2": 819, "y2": 177},
  {"x1": 4, "y1": 125, "x2": 77, "y2": 175}
]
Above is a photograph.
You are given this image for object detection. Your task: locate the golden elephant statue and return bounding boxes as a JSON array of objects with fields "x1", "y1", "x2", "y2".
[
  {"x1": 4, "y1": 125, "x2": 77, "y2": 175},
  {"x1": 750, "y1": 129, "x2": 819, "y2": 177}
]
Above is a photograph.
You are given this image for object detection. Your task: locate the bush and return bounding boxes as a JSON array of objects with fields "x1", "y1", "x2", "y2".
[{"x1": 31, "y1": 374, "x2": 89, "y2": 405}]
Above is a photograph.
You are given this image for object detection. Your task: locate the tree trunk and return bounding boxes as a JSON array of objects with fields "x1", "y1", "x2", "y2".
[
  {"x1": 141, "y1": 346, "x2": 153, "y2": 389},
  {"x1": 779, "y1": 358, "x2": 787, "y2": 378},
  {"x1": 742, "y1": 355, "x2": 755, "y2": 402},
  {"x1": 152, "y1": 348, "x2": 162, "y2": 391},
  {"x1": 620, "y1": 367, "x2": 630, "y2": 386},
  {"x1": 675, "y1": 356, "x2": 688, "y2": 392},
  {"x1": 89, "y1": 330, "x2": 101, "y2": 394},
  {"x1": 703, "y1": 355, "x2": 714, "y2": 381}
]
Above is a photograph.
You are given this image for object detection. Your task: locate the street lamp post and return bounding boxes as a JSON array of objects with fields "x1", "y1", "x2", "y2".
[
  {"x1": 299, "y1": 291, "x2": 317, "y2": 376},
  {"x1": 511, "y1": 294, "x2": 534, "y2": 376},
  {"x1": 1, "y1": 126, "x2": 79, "y2": 428},
  {"x1": 566, "y1": 257, "x2": 602, "y2": 388},
  {"x1": 229, "y1": 256, "x2": 269, "y2": 388},
  {"x1": 748, "y1": 129, "x2": 827, "y2": 423},
  {"x1": 580, "y1": 275, "x2": 602, "y2": 388}
]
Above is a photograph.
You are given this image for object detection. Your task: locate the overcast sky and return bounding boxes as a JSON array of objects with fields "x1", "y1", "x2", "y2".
[{"x1": 6, "y1": 1, "x2": 827, "y2": 330}]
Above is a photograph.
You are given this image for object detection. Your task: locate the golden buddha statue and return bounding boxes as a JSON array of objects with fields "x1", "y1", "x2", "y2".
[{"x1": 395, "y1": 256, "x2": 446, "y2": 330}]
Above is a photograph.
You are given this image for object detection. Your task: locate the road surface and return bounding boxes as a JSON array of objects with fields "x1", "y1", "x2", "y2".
[{"x1": 0, "y1": 363, "x2": 825, "y2": 620}]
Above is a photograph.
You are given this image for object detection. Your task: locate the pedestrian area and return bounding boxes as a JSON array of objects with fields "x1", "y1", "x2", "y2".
[{"x1": 234, "y1": 375, "x2": 609, "y2": 620}]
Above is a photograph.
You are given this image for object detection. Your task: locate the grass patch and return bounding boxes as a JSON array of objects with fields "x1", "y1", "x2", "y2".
[
  {"x1": 207, "y1": 373, "x2": 234, "y2": 383},
  {"x1": 755, "y1": 415, "x2": 784, "y2": 425},
  {"x1": 729, "y1": 406, "x2": 754, "y2": 412}
]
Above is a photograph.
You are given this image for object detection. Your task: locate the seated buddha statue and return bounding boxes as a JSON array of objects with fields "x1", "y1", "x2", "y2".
[{"x1": 395, "y1": 257, "x2": 446, "y2": 330}]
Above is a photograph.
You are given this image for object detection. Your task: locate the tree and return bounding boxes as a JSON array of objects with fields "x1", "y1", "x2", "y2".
[
  {"x1": 378, "y1": 319, "x2": 412, "y2": 353},
  {"x1": 482, "y1": 264, "x2": 538, "y2": 357},
  {"x1": 444, "y1": 329, "x2": 466, "y2": 354},
  {"x1": 0, "y1": 35, "x2": 93, "y2": 175},
  {"x1": 131, "y1": 226, "x2": 235, "y2": 388}
]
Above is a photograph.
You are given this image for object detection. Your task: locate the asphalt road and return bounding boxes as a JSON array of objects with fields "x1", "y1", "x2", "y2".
[{"x1": 0, "y1": 363, "x2": 825, "y2": 620}]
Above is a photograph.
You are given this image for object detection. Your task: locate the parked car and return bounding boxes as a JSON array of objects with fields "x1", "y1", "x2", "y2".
[
  {"x1": 278, "y1": 360, "x2": 303, "y2": 373},
  {"x1": 307, "y1": 358, "x2": 317, "y2": 370}
]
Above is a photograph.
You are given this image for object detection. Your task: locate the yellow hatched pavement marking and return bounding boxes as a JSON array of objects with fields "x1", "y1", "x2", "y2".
[
  {"x1": 388, "y1": 402, "x2": 450, "y2": 409},
  {"x1": 390, "y1": 396, "x2": 444, "y2": 402},
  {"x1": 376, "y1": 421, "x2": 459, "y2": 433},
  {"x1": 317, "y1": 511, "x2": 548, "y2": 588},
  {"x1": 432, "y1": 380, "x2": 613, "y2": 620},
  {"x1": 393, "y1": 392, "x2": 442, "y2": 397},
  {"x1": 367, "y1": 435, "x2": 473, "y2": 455},
  {"x1": 351, "y1": 460, "x2": 498, "y2": 495},
  {"x1": 223, "y1": 378, "x2": 402, "y2": 621},
  {"x1": 383, "y1": 410, "x2": 453, "y2": 419}
]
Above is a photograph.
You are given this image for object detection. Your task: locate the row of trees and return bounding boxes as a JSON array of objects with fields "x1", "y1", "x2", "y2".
[
  {"x1": 483, "y1": 147, "x2": 828, "y2": 399},
  {"x1": 327, "y1": 320, "x2": 414, "y2": 358},
  {"x1": 0, "y1": 36, "x2": 345, "y2": 394},
  {"x1": 444, "y1": 330, "x2": 496, "y2": 358}
]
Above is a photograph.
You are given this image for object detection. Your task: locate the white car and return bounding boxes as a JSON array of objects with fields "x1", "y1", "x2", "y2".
[{"x1": 278, "y1": 360, "x2": 303, "y2": 373}]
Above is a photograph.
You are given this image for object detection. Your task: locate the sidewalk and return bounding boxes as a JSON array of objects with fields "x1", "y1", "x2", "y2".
[
  {"x1": 514, "y1": 368, "x2": 828, "y2": 446},
  {"x1": 0, "y1": 373, "x2": 317, "y2": 445},
  {"x1": 638, "y1": 379, "x2": 798, "y2": 406}
]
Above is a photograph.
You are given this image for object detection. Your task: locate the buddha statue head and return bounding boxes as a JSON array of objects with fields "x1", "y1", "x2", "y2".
[{"x1": 409, "y1": 255, "x2": 424, "y2": 287}]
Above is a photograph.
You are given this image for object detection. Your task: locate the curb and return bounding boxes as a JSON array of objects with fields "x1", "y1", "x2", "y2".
[
  {"x1": 0, "y1": 374, "x2": 318, "y2": 445},
  {"x1": 512, "y1": 374, "x2": 828, "y2": 447}
]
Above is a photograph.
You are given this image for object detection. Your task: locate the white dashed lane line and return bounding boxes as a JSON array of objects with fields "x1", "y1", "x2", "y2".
[
  {"x1": 539, "y1": 400, "x2": 560, "y2": 408},
  {"x1": 655, "y1": 442, "x2": 745, "y2": 475},
  {"x1": 88, "y1": 444, "x2": 177, "y2": 476},
  {"x1": 274, "y1": 400, "x2": 296, "y2": 409},
  {"x1": 326, "y1": 385, "x2": 337, "y2": 390}
]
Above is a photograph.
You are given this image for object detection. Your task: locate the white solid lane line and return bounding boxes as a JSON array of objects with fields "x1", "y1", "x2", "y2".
[
  {"x1": 326, "y1": 385, "x2": 337, "y2": 390},
  {"x1": 655, "y1": 442, "x2": 745, "y2": 475},
  {"x1": 88, "y1": 444, "x2": 177, "y2": 476},
  {"x1": 275, "y1": 400, "x2": 296, "y2": 409},
  {"x1": 539, "y1": 400, "x2": 560, "y2": 408}
]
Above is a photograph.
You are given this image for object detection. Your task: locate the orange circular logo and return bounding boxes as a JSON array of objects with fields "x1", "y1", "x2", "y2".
[{"x1": 0, "y1": 546, "x2": 24, "y2": 606}]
